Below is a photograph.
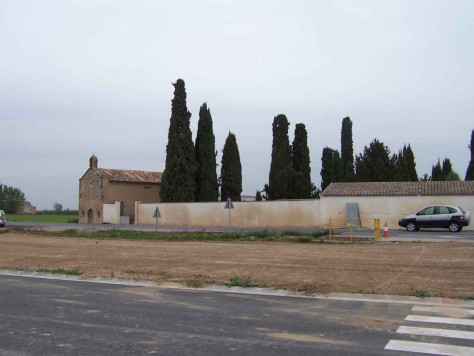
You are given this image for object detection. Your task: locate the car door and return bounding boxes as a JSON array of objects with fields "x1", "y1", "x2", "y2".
[
  {"x1": 434, "y1": 206, "x2": 452, "y2": 228},
  {"x1": 416, "y1": 206, "x2": 436, "y2": 227}
]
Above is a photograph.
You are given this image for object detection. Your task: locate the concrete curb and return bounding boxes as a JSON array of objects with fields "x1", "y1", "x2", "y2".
[{"x1": 1, "y1": 269, "x2": 473, "y2": 307}]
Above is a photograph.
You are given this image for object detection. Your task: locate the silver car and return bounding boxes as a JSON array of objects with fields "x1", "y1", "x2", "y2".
[
  {"x1": 398, "y1": 205, "x2": 470, "y2": 233},
  {"x1": 0, "y1": 210, "x2": 6, "y2": 227}
]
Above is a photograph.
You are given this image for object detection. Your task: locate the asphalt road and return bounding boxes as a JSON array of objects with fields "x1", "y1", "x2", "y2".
[
  {"x1": 1, "y1": 274, "x2": 474, "y2": 355},
  {"x1": 0, "y1": 275, "x2": 424, "y2": 355}
]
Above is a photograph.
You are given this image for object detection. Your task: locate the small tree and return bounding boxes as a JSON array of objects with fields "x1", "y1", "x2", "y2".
[
  {"x1": 432, "y1": 158, "x2": 460, "y2": 181},
  {"x1": 195, "y1": 103, "x2": 218, "y2": 202},
  {"x1": 292, "y1": 123, "x2": 312, "y2": 199},
  {"x1": 220, "y1": 133, "x2": 242, "y2": 201},
  {"x1": 53, "y1": 202, "x2": 63, "y2": 213},
  {"x1": 465, "y1": 130, "x2": 474, "y2": 180},
  {"x1": 255, "y1": 190, "x2": 263, "y2": 201},
  {"x1": 355, "y1": 139, "x2": 396, "y2": 182},
  {"x1": 320, "y1": 147, "x2": 341, "y2": 191},
  {"x1": 265, "y1": 114, "x2": 294, "y2": 200},
  {"x1": 0, "y1": 184, "x2": 26, "y2": 214},
  {"x1": 161, "y1": 79, "x2": 196, "y2": 202}
]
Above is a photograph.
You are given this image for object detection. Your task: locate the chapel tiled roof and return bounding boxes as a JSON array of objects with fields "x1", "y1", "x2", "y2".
[
  {"x1": 320, "y1": 181, "x2": 474, "y2": 197},
  {"x1": 95, "y1": 168, "x2": 162, "y2": 184}
]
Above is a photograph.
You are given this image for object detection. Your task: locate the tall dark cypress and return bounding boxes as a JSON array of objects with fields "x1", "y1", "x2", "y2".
[
  {"x1": 265, "y1": 114, "x2": 294, "y2": 200},
  {"x1": 160, "y1": 79, "x2": 196, "y2": 202},
  {"x1": 220, "y1": 132, "x2": 242, "y2": 201},
  {"x1": 466, "y1": 130, "x2": 474, "y2": 180},
  {"x1": 340, "y1": 117, "x2": 355, "y2": 181},
  {"x1": 195, "y1": 103, "x2": 218, "y2": 201},
  {"x1": 292, "y1": 123, "x2": 312, "y2": 199}
]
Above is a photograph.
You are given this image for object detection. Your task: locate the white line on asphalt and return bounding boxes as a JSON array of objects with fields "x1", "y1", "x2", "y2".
[
  {"x1": 406, "y1": 315, "x2": 474, "y2": 326},
  {"x1": 397, "y1": 326, "x2": 474, "y2": 340},
  {"x1": 413, "y1": 306, "x2": 474, "y2": 315},
  {"x1": 385, "y1": 340, "x2": 474, "y2": 355}
]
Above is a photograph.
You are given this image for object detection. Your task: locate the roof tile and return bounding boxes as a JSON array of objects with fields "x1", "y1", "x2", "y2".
[
  {"x1": 95, "y1": 168, "x2": 162, "y2": 184},
  {"x1": 321, "y1": 181, "x2": 474, "y2": 197}
]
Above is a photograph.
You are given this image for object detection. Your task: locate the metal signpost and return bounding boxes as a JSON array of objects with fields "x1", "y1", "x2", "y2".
[
  {"x1": 224, "y1": 198, "x2": 234, "y2": 229},
  {"x1": 153, "y1": 206, "x2": 161, "y2": 231}
]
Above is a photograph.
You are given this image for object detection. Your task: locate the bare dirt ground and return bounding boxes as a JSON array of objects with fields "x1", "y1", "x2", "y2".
[{"x1": 1, "y1": 232, "x2": 473, "y2": 297}]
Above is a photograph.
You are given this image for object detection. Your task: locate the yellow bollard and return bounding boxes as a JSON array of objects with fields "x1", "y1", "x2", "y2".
[
  {"x1": 329, "y1": 219, "x2": 332, "y2": 241},
  {"x1": 349, "y1": 218, "x2": 353, "y2": 242},
  {"x1": 374, "y1": 219, "x2": 381, "y2": 240}
]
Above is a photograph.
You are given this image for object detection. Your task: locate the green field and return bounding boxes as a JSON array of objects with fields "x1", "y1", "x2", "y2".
[{"x1": 7, "y1": 214, "x2": 78, "y2": 223}]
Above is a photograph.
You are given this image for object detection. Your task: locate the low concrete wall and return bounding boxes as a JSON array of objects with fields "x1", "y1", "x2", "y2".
[
  {"x1": 103, "y1": 202, "x2": 120, "y2": 225},
  {"x1": 135, "y1": 200, "x2": 321, "y2": 228},
  {"x1": 321, "y1": 195, "x2": 474, "y2": 230}
]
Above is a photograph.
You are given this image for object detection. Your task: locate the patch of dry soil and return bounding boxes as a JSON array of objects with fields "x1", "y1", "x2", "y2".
[{"x1": 1, "y1": 233, "x2": 473, "y2": 297}]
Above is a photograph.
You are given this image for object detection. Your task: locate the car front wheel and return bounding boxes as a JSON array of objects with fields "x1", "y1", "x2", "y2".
[
  {"x1": 448, "y1": 222, "x2": 461, "y2": 233},
  {"x1": 406, "y1": 221, "x2": 417, "y2": 232}
]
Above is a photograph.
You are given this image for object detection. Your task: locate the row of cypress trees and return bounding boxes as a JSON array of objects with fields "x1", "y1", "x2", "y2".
[
  {"x1": 160, "y1": 79, "x2": 474, "y2": 202},
  {"x1": 264, "y1": 115, "x2": 314, "y2": 200},
  {"x1": 160, "y1": 79, "x2": 242, "y2": 202},
  {"x1": 322, "y1": 120, "x2": 474, "y2": 188}
]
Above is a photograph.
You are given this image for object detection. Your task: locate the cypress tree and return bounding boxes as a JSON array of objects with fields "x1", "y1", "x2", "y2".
[
  {"x1": 355, "y1": 139, "x2": 396, "y2": 182},
  {"x1": 220, "y1": 132, "x2": 242, "y2": 201},
  {"x1": 395, "y1": 144, "x2": 418, "y2": 181},
  {"x1": 340, "y1": 117, "x2": 355, "y2": 181},
  {"x1": 160, "y1": 79, "x2": 196, "y2": 202},
  {"x1": 320, "y1": 147, "x2": 341, "y2": 191},
  {"x1": 431, "y1": 159, "x2": 443, "y2": 181},
  {"x1": 195, "y1": 103, "x2": 218, "y2": 201},
  {"x1": 442, "y1": 158, "x2": 453, "y2": 179},
  {"x1": 292, "y1": 123, "x2": 312, "y2": 199},
  {"x1": 265, "y1": 114, "x2": 294, "y2": 200},
  {"x1": 466, "y1": 130, "x2": 474, "y2": 180}
]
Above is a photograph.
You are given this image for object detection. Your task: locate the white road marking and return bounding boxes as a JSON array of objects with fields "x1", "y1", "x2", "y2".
[
  {"x1": 397, "y1": 326, "x2": 474, "y2": 340},
  {"x1": 413, "y1": 306, "x2": 474, "y2": 316},
  {"x1": 385, "y1": 340, "x2": 474, "y2": 355},
  {"x1": 406, "y1": 315, "x2": 474, "y2": 326}
]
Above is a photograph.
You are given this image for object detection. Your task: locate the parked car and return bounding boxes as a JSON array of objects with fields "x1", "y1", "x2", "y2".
[
  {"x1": 398, "y1": 205, "x2": 470, "y2": 232},
  {"x1": 0, "y1": 210, "x2": 6, "y2": 227}
]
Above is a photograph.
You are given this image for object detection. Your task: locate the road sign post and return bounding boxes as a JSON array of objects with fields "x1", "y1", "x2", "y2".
[
  {"x1": 153, "y1": 206, "x2": 161, "y2": 232},
  {"x1": 224, "y1": 198, "x2": 234, "y2": 229}
]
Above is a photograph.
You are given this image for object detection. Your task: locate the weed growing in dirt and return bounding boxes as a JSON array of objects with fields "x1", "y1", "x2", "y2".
[
  {"x1": 410, "y1": 289, "x2": 430, "y2": 298},
  {"x1": 125, "y1": 269, "x2": 154, "y2": 275},
  {"x1": 226, "y1": 276, "x2": 254, "y2": 288},
  {"x1": 356, "y1": 289, "x2": 377, "y2": 294},
  {"x1": 36, "y1": 268, "x2": 82, "y2": 276},
  {"x1": 184, "y1": 275, "x2": 214, "y2": 288},
  {"x1": 456, "y1": 293, "x2": 474, "y2": 301}
]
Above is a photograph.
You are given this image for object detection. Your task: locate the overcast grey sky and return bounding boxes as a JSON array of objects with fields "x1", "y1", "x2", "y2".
[{"x1": 1, "y1": 0, "x2": 473, "y2": 210}]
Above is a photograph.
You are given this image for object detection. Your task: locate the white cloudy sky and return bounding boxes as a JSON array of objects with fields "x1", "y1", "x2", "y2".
[{"x1": 1, "y1": 0, "x2": 473, "y2": 210}]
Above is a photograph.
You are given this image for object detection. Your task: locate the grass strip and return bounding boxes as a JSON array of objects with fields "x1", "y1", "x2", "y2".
[{"x1": 10, "y1": 226, "x2": 328, "y2": 242}]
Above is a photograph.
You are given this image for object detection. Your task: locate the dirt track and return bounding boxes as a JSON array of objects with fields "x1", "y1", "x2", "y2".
[{"x1": 1, "y1": 232, "x2": 473, "y2": 297}]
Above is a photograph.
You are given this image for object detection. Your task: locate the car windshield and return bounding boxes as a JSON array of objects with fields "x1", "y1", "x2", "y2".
[{"x1": 458, "y1": 207, "x2": 466, "y2": 213}]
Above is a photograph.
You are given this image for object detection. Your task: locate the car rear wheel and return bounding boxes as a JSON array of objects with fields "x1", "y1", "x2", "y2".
[
  {"x1": 406, "y1": 221, "x2": 417, "y2": 232},
  {"x1": 448, "y1": 222, "x2": 461, "y2": 233}
]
